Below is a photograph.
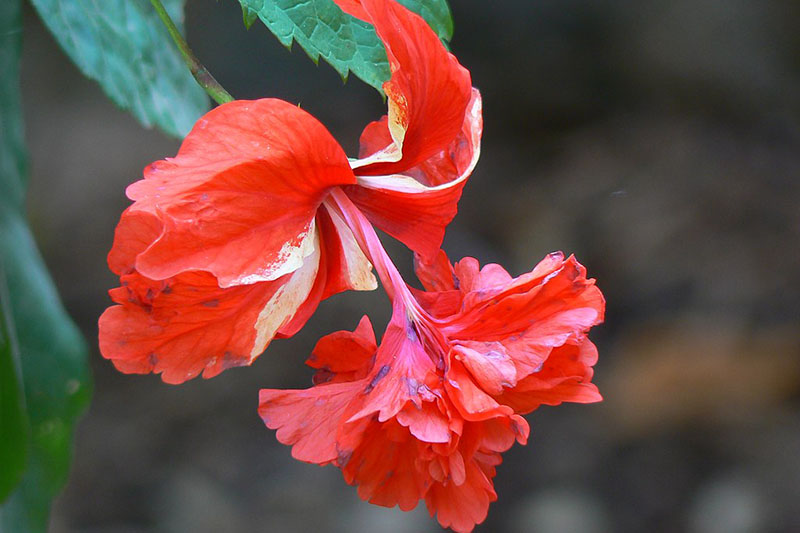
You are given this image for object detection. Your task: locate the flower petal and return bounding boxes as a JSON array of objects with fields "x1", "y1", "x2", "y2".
[
  {"x1": 331, "y1": 0, "x2": 369, "y2": 20},
  {"x1": 414, "y1": 249, "x2": 457, "y2": 292},
  {"x1": 347, "y1": 300, "x2": 438, "y2": 422},
  {"x1": 340, "y1": 418, "x2": 430, "y2": 512},
  {"x1": 107, "y1": 208, "x2": 162, "y2": 275},
  {"x1": 305, "y1": 315, "x2": 377, "y2": 382},
  {"x1": 98, "y1": 235, "x2": 321, "y2": 384},
  {"x1": 348, "y1": 0, "x2": 472, "y2": 174},
  {"x1": 445, "y1": 359, "x2": 513, "y2": 422},
  {"x1": 396, "y1": 400, "x2": 452, "y2": 444},
  {"x1": 317, "y1": 204, "x2": 378, "y2": 299},
  {"x1": 452, "y1": 342, "x2": 518, "y2": 395},
  {"x1": 123, "y1": 99, "x2": 355, "y2": 287},
  {"x1": 345, "y1": 303, "x2": 437, "y2": 423},
  {"x1": 451, "y1": 255, "x2": 605, "y2": 345},
  {"x1": 494, "y1": 338, "x2": 603, "y2": 414},
  {"x1": 259, "y1": 380, "x2": 367, "y2": 464},
  {"x1": 346, "y1": 91, "x2": 482, "y2": 259},
  {"x1": 271, "y1": 206, "x2": 378, "y2": 341},
  {"x1": 425, "y1": 458, "x2": 497, "y2": 533}
]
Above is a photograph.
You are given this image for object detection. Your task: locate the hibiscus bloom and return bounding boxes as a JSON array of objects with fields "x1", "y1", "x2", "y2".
[
  {"x1": 259, "y1": 193, "x2": 604, "y2": 532},
  {"x1": 99, "y1": 0, "x2": 606, "y2": 529},
  {"x1": 98, "y1": 0, "x2": 480, "y2": 383}
]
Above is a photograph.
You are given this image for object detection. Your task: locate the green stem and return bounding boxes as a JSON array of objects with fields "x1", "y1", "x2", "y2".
[{"x1": 149, "y1": 0, "x2": 234, "y2": 105}]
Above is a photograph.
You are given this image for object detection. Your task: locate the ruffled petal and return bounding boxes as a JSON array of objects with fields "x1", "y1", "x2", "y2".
[
  {"x1": 259, "y1": 380, "x2": 368, "y2": 464},
  {"x1": 122, "y1": 99, "x2": 355, "y2": 288},
  {"x1": 340, "y1": 419, "x2": 431, "y2": 512},
  {"x1": 395, "y1": 400, "x2": 452, "y2": 444},
  {"x1": 344, "y1": 302, "x2": 438, "y2": 423},
  {"x1": 425, "y1": 457, "x2": 497, "y2": 533},
  {"x1": 305, "y1": 315, "x2": 377, "y2": 383},
  {"x1": 444, "y1": 359, "x2": 513, "y2": 422},
  {"x1": 494, "y1": 338, "x2": 603, "y2": 414},
  {"x1": 346, "y1": 91, "x2": 482, "y2": 259},
  {"x1": 346, "y1": 0, "x2": 472, "y2": 174},
  {"x1": 451, "y1": 342, "x2": 518, "y2": 395},
  {"x1": 107, "y1": 208, "x2": 162, "y2": 275},
  {"x1": 449, "y1": 255, "x2": 605, "y2": 346},
  {"x1": 98, "y1": 235, "x2": 321, "y2": 384}
]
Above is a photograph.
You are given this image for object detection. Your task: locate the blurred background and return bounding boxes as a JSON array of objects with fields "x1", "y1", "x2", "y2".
[{"x1": 18, "y1": 0, "x2": 799, "y2": 531}]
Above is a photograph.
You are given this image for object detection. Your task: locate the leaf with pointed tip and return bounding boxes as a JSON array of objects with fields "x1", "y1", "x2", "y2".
[
  {"x1": 243, "y1": 4, "x2": 260, "y2": 29},
  {"x1": 29, "y1": 0, "x2": 209, "y2": 138},
  {"x1": 237, "y1": 0, "x2": 453, "y2": 92}
]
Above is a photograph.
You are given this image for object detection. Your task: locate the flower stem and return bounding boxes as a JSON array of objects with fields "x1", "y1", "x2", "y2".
[
  {"x1": 149, "y1": 0, "x2": 234, "y2": 105},
  {"x1": 328, "y1": 189, "x2": 420, "y2": 314}
]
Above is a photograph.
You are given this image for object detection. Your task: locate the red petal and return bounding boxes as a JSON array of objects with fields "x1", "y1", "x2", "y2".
[
  {"x1": 475, "y1": 416, "x2": 527, "y2": 452},
  {"x1": 345, "y1": 303, "x2": 437, "y2": 423},
  {"x1": 350, "y1": 0, "x2": 472, "y2": 175},
  {"x1": 454, "y1": 251, "x2": 564, "y2": 303},
  {"x1": 341, "y1": 419, "x2": 430, "y2": 511},
  {"x1": 331, "y1": 0, "x2": 369, "y2": 20},
  {"x1": 306, "y1": 315, "x2": 377, "y2": 379},
  {"x1": 453, "y1": 258, "x2": 513, "y2": 294},
  {"x1": 317, "y1": 204, "x2": 377, "y2": 300},
  {"x1": 98, "y1": 240, "x2": 321, "y2": 384},
  {"x1": 396, "y1": 400, "x2": 452, "y2": 444},
  {"x1": 425, "y1": 458, "x2": 497, "y2": 533},
  {"x1": 495, "y1": 338, "x2": 603, "y2": 413},
  {"x1": 258, "y1": 380, "x2": 367, "y2": 464},
  {"x1": 107, "y1": 208, "x2": 162, "y2": 275},
  {"x1": 271, "y1": 206, "x2": 378, "y2": 341},
  {"x1": 123, "y1": 99, "x2": 355, "y2": 287},
  {"x1": 452, "y1": 342, "x2": 518, "y2": 395},
  {"x1": 452, "y1": 255, "x2": 605, "y2": 344},
  {"x1": 444, "y1": 360, "x2": 513, "y2": 422},
  {"x1": 347, "y1": 91, "x2": 482, "y2": 259},
  {"x1": 414, "y1": 249, "x2": 457, "y2": 292}
]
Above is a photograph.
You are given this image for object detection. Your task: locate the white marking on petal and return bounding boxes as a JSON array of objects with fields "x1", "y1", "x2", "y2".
[
  {"x1": 387, "y1": 91, "x2": 408, "y2": 150},
  {"x1": 249, "y1": 232, "x2": 321, "y2": 359},
  {"x1": 348, "y1": 88, "x2": 410, "y2": 170},
  {"x1": 348, "y1": 142, "x2": 403, "y2": 170},
  {"x1": 325, "y1": 205, "x2": 377, "y2": 291},
  {"x1": 356, "y1": 174, "x2": 430, "y2": 192},
  {"x1": 224, "y1": 219, "x2": 317, "y2": 288},
  {"x1": 353, "y1": 91, "x2": 483, "y2": 194}
]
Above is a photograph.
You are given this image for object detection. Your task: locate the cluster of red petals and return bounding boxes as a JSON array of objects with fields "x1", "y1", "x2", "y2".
[
  {"x1": 98, "y1": 0, "x2": 478, "y2": 384},
  {"x1": 99, "y1": 0, "x2": 605, "y2": 531},
  {"x1": 259, "y1": 248, "x2": 604, "y2": 532}
]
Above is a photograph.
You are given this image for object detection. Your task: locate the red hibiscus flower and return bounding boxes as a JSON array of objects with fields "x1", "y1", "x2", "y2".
[
  {"x1": 98, "y1": 0, "x2": 479, "y2": 383},
  {"x1": 99, "y1": 0, "x2": 606, "y2": 530},
  {"x1": 259, "y1": 193, "x2": 604, "y2": 532}
]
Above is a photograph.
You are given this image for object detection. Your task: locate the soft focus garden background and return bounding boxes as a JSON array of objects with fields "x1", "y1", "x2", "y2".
[{"x1": 18, "y1": 0, "x2": 799, "y2": 531}]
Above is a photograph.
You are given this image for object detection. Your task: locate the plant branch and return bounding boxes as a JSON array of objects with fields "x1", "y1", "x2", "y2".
[{"x1": 149, "y1": 0, "x2": 234, "y2": 105}]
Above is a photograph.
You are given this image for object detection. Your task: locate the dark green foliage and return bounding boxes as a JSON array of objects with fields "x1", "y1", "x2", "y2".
[
  {"x1": 0, "y1": 0, "x2": 91, "y2": 529},
  {"x1": 29, "y1": 0, "x2": 210, "y2": 138},
  {"x1": 237, "y1": 0, "x2": 453, "y2": 92}
]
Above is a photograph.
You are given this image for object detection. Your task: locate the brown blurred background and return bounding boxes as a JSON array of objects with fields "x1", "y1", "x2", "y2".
[{"x1": 18, "y1": 0, "x2": 800, "y2": 531}]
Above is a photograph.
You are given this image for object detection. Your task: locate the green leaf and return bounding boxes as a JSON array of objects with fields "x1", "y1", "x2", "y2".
[
  {"x1": 0, "y1": 0, "x2": 91, "y2": 529},
  {"x1": 0, "y1": 217, "x2": 91, "y2": 531},
  {"x1": 242, "y1": 4, "x2": 260, "y2": 29},
  {"x1": 29, "y1": 0, "x2": 210, "y2": 138},
  {"x1": 0, "y1": 269, "x2": 29, "y2": 503},
  {"x1": 237, "y1": 0, "x2": 453, "y2": 93},
  {"x1": 397, "y1": 0, "x2": 453, "y2": 42}
]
